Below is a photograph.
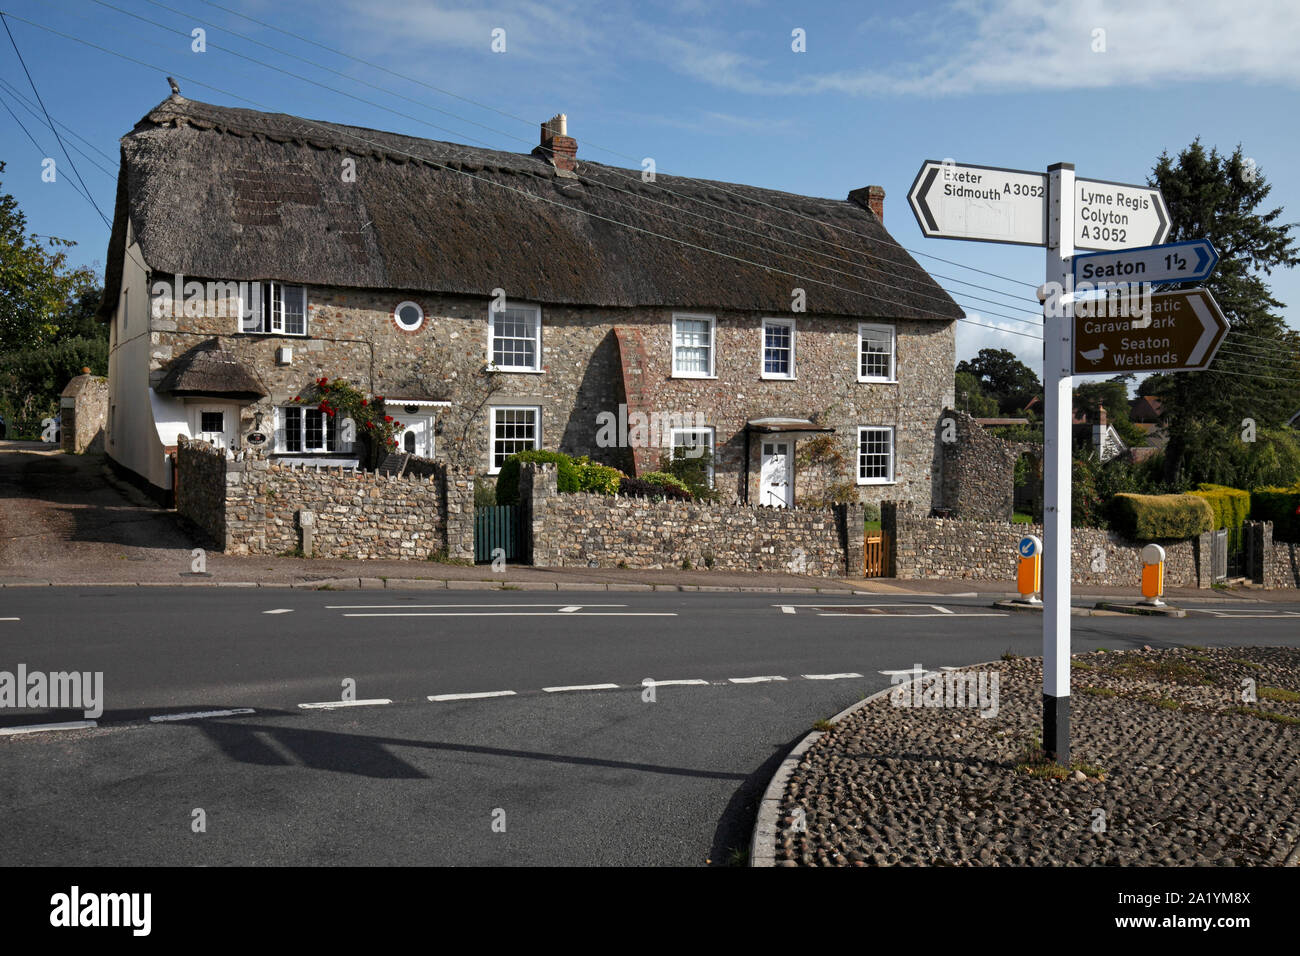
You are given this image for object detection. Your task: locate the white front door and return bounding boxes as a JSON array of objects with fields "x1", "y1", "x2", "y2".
[
  {"x1": 193, "y1": 405, "x2": 238, "y2": 450},
  {"x1": 760, "y1": 441, "x2": 793, "y2": 508},
  {"x1": 398, "y1": 414, "x2": 435, "y2": 458}
]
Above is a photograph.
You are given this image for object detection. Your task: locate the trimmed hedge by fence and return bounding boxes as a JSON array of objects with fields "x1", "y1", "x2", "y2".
[
  {"x1": 1110, "y1": 493, "x2": 1215, "y2": 540},
  {"x1": 1252, "y1": 485, "x2": 1300, "y2": 542},
  {"x1": 1193, "y1": 484, "x2": 1251, "y2": 531}
]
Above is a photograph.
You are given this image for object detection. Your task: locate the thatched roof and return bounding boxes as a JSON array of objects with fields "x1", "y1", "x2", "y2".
[
  {"x1": 100, "y1": 95, "x2": 963, "y2": 322},
  {"x1": 155, "y1": 339, "x2": 267, "y2": 399}
]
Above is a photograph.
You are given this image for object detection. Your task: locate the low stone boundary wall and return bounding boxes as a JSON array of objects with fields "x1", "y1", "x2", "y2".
[
  {"x1": 176, "y1": 437, "x2": 474, "y2": 560},
  {"x1": 524, "y1": 463, "x2": 861, "y2": 577},
  {"x1": 884, "y1": 502, "x2": 1205, "y2": 588}
]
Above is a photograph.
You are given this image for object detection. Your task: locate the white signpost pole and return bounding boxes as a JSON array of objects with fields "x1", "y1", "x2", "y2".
[{"x1": 1042, "y1": 162, "x2": 1074, "y2": 763}]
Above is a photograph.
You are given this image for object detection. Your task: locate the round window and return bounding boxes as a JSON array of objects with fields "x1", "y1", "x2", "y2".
[{"x1": 394, "y1": 301, "x2": 424, "y2": 332}]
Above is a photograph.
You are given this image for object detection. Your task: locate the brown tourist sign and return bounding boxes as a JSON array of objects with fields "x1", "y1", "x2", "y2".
[{"x1": 1071, "y1": 288, "x2": 1229, "y2": 375}]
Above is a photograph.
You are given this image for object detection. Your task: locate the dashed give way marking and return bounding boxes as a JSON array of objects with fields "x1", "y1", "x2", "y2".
[
  {"x1": 263, "y1": 609, "x2": 294, "y2": 615},
  {"x1": 0, "y1": 720, "x2": 97, "y2": 736}
]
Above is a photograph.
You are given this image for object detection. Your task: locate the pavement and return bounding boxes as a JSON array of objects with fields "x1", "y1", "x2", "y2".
[{"x1": 0, "y1": 442, "x2": 1292, "y2": 604}]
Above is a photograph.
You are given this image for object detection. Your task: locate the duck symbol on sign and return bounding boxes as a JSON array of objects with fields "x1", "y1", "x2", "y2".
[{"x1": 1078, "y1": 342, "x2": 1109, "y2": 364}]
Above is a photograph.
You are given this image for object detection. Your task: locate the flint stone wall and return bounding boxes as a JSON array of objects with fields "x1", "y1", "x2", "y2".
[
  {"x1": 177, "y1": 437, "x2": 474, "y2": 559},
  {"x1": 525, "y1": 463, "x2": 861, "y2": 576},
  {"x1": 883, "y1": 501, "x2": 1206, "y2": 588}
]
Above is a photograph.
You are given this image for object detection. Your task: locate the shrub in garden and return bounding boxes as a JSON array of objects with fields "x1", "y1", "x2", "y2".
[
  {"x1": 1192, "y1": 484, "x2": 1251, "y2": 531},
  {"x1": 576, "y1": 461, "x2": 625, "y2": 495},
  {"x1": 618, "y1": 475, "x2": 692, "y2": 501},
  {"x1": 637, "y1": 471, "x2": 691, "y2": 495},
  {"x1": 1110, "y1": 493, "x2": 1215, "y2": 540},
  {"x1": 494, "y1": 449, "x2": 580, "y2": 504}
]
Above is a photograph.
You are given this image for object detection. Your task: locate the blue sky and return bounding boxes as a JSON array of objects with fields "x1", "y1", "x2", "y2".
[{"x1": 2, "y1": 0, "x2": 1298, "y2": 375}]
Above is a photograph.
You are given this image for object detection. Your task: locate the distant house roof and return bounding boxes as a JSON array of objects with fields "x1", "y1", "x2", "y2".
[
  {"x1": 1130, "y1": 395, "x2": 1164, "y2": 423},
  {"x1": 155, "y1": 339, "x2": 266, "y2": 399},
  {"x1": 100, "y1": 96, "x2": 964, "y2": 323}
]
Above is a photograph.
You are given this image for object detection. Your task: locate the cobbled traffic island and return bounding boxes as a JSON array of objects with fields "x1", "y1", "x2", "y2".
[{"x1": 774, "y1": 646, "x2": 1300, "y2": 866}]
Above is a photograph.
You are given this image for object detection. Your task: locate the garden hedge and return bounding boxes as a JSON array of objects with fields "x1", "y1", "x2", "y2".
[
  {"x1": 1110, "y1": 493, "x2": 1215, "y2": 540},
  {"x1": 1251, "y1": 485, "x2": 1300, "y2": 542},
  {"x1": 1192, "y1": 484, "x2": 1251, "y2": 531}
]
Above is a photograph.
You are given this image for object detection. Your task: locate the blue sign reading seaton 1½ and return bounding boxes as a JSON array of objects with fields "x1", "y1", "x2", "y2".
[{"x1": 1072, "y1": 239, "x2": 1218, "y2": 286}]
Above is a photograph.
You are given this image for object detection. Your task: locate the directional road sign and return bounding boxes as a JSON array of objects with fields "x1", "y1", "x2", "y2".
[
  {"x1": 908, "y1": 160, "x2": 1047, "y2": 246},
  {"x1": 1073, "y1": 239, "x2": 1218, "y2": 286},
  {"x1": 1074, "y1": 178, "x2": 1170, "y2": 251},
  {"x1": 1072, "y1": 288, "x2": 1229, "y2": 374}
]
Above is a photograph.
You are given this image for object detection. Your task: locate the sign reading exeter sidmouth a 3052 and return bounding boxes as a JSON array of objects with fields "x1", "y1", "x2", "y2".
[{"x1": 907, "y1": 160, "x2": 1047, "y2": 246}]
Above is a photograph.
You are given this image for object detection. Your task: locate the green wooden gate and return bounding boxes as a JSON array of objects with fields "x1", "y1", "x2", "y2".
[{"x1": 474, "y1": 505, "x2": 523, "y2": 563}]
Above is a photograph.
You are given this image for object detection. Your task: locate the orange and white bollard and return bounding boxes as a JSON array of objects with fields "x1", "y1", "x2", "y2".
[
  {"x1": 1139, "y1": 543, "x2": 1166, "y2": 607},
  {"x1": 1017, "y1": 535, "x2": 1042, "y2": 605}
]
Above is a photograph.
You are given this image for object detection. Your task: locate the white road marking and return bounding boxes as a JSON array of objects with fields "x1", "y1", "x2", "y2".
[
  {"x1": 149, "y1": 708, "x2": 256, "y2": 722},
  {"x1": 817, "y1": 612, "x2": 1007, "y2": 618},
  {"x1": 542, "y1": 683, "x2": 621, "y2": 693},
  {"x1": 0, "y1": 720, "x2": 97, "y2": 735},
  {"x1": 428, "y1": 690, "x2": 517, "y2": 702},
  {"x1": 779, "y1": 605, "x2": 796, "y2": 614},
  {"x1": 326, "y1": 603, "x2": 627, "y2": 609},
  {"x1": 297, "y1": 699, "x2": 392, "y2": 709},
  {"x1": 262, "y1": 609, "x2": 294, "y2": 615},
  {"x1": 342, "y1": 612, "x2": 677, "y2": 617},
  {"x1": 0, "y1": 617, "x2": 19, "y2": 621},
  {"x1": 801, "y1": 673, "x2": 864, "y2": 680},
  {"x1": 932, "y1": 605, "x2": 954, "y2": 614},
  {"x1": 729, "y1": 676, "x2": 788, "y2": 683},
  {"x1": 1187, "y1": 609, "x2": 1300, "y2": 618},
  {"x1": 558, "y1": 606, "x2": 582, "y2": 613},
  {"x1": 645, "y1": 679, "x2": 710, "y2": 687}
]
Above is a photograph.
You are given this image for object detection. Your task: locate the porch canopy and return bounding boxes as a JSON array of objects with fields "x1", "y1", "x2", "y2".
[{"x1": 743, "y1": 418, "x2": 835, "y2": 503}]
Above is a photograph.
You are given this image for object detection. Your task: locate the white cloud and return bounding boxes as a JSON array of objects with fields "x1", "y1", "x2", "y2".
[
  {"x1": 659, "y1": 0, "x2": 1300, "y2": 95},
  {"x1": 955, "y1": 313, "x2": 1044, "y2": 374}
]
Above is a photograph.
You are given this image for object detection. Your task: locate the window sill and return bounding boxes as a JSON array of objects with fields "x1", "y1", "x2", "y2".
[
  {"x1": 857, "y1": 478, "x2": 897, "y2": 486},
  {"x1": 857, "y1": 378, "x2": 898, "y2": 385},
  {"x1": 239, "y1": 331, "x2": 309, "y2": 338},
  {"x1": 672, "y1": 373, "x2": 717, "y2": 380},
  {"x1": 761, "y1": 374, "x2": 796, "y2": 381},
  {"x1": 487, "y1": 366, "x2": 545, "y2": 374}
]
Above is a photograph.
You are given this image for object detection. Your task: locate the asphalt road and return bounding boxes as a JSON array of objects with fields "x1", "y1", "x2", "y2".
[{"x1": 2, "y1": 588, "x2": 1298, "y2": 866}]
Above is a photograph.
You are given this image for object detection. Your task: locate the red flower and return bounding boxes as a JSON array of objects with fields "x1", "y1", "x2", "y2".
[
  {"x1": 360, "y1": 399, "x2": 368, "y2": 407},
  {"x1": 383, "y1": 415, "x2": 393, "y2": 423},
  {"x1": 292, "y1": 395, "x2": 301, "y2": 402},
  {"x1": 374, "y1": 396, "x2": 384, "y2": 404}
]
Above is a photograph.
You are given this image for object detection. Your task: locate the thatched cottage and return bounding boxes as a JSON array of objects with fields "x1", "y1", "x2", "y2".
[{"x1": 98, "y1": 94, "x2": 962, "y2": 508}]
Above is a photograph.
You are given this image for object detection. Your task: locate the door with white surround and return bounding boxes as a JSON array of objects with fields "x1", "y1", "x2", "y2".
[
  {"x1": 760, "y1": 441, "x2": 793, "y2": 508},
  {"x1": 397, "y1": 414, "x2": 435, "y2": 458},
  {"x1": 192, "y1": 404, "x2": 238, "y2": 450}
]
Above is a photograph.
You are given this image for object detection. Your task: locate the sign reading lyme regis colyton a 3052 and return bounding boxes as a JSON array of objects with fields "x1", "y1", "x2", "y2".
[{"x1": 1072, "y1": 288, "x2": 1229, "y2": 375}]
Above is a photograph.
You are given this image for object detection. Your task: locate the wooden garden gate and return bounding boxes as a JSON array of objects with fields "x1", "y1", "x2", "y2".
[{"x1": 474, "y1": 505, "x2": 523, "y2": 563}]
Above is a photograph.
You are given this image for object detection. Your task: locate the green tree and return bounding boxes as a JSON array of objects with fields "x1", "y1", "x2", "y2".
[
  {"x1": 955, "y1": 348, "x2": 1041, "y2": 414},
  {"x1": 0, "y1": 161, "x2": 97, "y2": 352},
  {"x1": 1148, "y1": 141, "x2": 1300, "y2": 486},
  {"x1": 954, "y1": 370, "x2": 999, "y2": 417},
  {"x1": 1074, "y1": 377, "x2": 1145, "y2": 448}
]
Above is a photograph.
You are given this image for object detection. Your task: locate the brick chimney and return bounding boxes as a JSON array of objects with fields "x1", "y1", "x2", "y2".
[
  {"x1": 848, "y1": 185, "x2": 886, "y2": 220},
  {"x1": 533, "y1": 113, "x2": 577, "y2": 177}
]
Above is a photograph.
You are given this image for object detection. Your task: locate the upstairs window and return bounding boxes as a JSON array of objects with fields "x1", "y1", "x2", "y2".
[
  {"x1": 489, "y1": 304, "x2": 542, "y2": 371},
  {"x1": 762, "y1": 318, "x2": 795, "y2": 379},
  {"x1": 243, "y1": 283, "x2": 307, "y2": 336},
  {"x1": 858, "y1": 323, "x2": 896, "y2": 382},
  {"x1": 673, "y1": 313, "x2": 715, "y2": 377}
]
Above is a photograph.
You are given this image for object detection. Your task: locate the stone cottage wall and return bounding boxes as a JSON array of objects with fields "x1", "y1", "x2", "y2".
[
  {"x1": 883, "y1": 501, "x2": 1204, "y2": 588},
  {"x1": 59, "y1": 373, "x2": 109, "y2": 454},
  {"x1": 937, "y1": 408, "x2": 1040, "y2": 520},
  {"x1": 523, "y1": 463, "x2": 861, "y2": 577},
  {"x1": 148, "y1": 281, "x2": 954, "y2": 511}
]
